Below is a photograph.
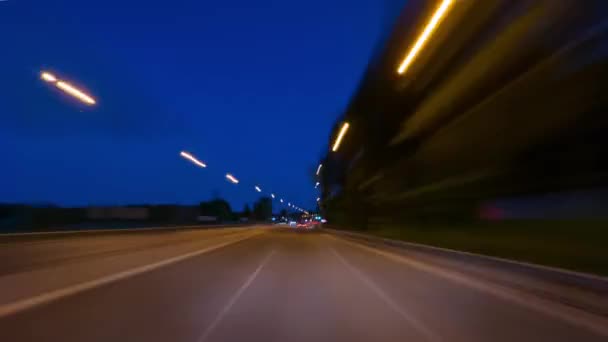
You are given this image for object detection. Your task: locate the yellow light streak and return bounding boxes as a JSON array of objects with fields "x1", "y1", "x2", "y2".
[
  {"x1": 332, "y1": 122, "x2": 350, "y2": 152},
  {"x1": 56, "y1": 81, "x2": 96, "y2": 105},
  {"x1": 397, "y1": 0, "x2": 454, "y2": 75},
  {"x1": 41, "y1": 72, "x2": 58, "y2": 83}
]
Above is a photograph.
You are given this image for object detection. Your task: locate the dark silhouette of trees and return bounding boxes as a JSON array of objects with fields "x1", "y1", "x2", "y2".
[
  {"x1": 242, "y1": 204, "x2": 252, "y2": 219},
  {"x1": 199, "y1": 199, "x2": 233, "y2": 222},
  {"x1": 253, "y1": 197, "x2": 272, "y2": 221}
]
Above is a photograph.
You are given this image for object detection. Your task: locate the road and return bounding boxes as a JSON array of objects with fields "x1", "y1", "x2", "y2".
[{"x1": 0, "y1": 226, "x2": 606, "y2": 342}]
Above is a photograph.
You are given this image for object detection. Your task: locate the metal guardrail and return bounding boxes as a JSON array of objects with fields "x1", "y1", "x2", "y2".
[{"x1": 0, "y1": 223, "x2": 261, "y2": 238}]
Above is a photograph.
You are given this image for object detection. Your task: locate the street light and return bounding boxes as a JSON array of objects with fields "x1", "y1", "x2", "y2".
[
  {"x1": 280, "y1": 199, "x2": 284, "y2": 203},
  {"x1": 316, "y1": 164, "x2": 323, "y2": 176},
  {"x1": 40, "y1": 71, "x2": 97, "y2": 105},
  {"x1": 316, "y1": 197, "x2": 320, "y2": 202},
  {"x1": 332, "y1": 122, "x2": 350, "y2": 152},
  {"x1": 397, "y1": 0, "x2": 454, "y2": 75},
  {"x1": 226, "y1": 173, "x2": 239, "y2": 184},
  {"x1": 41, "y1": 72, "x2": 57, "y2": 83},
  {"x1": 55, "y1": 81, "x2": 96, "y2": 105},
  {"x1": 255, "y1": 185, "x2": 262, "y2": 192},
  {"x1": 271, "y1": 193, "x2": 275, "y2": 199},
  {"x1": 315, "y1": 182, "x2": 320, "y2": 188},
  {"x1": 180, "y1": 151, "x2": 207, "y2": 168}
]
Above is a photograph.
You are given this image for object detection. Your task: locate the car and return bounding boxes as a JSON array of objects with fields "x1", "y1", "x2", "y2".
[{"x1": 296, "y1": 219, "x2": 317, "y2": 230}]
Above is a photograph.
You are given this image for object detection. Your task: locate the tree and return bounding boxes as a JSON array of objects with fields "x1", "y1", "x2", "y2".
[
  {"x1": 199, "y1": 199, "x2": 233, "y2": 222},
  {"x1": 253, "y1": 197, "x2": 272, "y2": 221},
  {"x1": 242, "y1": 204, "x2": 252, "y2": 219}
]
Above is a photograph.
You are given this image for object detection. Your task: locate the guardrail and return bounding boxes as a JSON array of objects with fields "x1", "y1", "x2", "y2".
[{"x1": 0, "y1": 223, "x2": 262, "y2": 238}]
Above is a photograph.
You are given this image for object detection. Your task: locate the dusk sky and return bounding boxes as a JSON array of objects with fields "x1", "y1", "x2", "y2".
[{"x1": 0, "y1": 0, "x2": 401, "y2": 210}]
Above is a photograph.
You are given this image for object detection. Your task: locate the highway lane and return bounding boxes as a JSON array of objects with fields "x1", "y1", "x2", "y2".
[
  {"x1": 0, "y1": 226, "x2": 253, "y2": 276},
  {"x1": 0, "y1": 228, "x2": 605, "y2": 341}
]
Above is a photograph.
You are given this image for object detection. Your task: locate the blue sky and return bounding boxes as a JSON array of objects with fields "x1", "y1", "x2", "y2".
[{"x1": 0, "y1": 0, "x2": 400, "y2": 210}]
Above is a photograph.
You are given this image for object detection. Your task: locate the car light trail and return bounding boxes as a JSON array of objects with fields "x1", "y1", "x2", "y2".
[
  {"x1": 255, "y1": 185, "x2": 262, "y2": 192},
  {"x1": 180, "y1": 151, "x2": 207, "y2": 168},
  {"x1": 55, "y1": 81, "x2": 96, "y2": 105},
  {"x1": 397, "y1": 0, "x2": 454, "y2": 75},
  {"x1": 226, "y1": 173, "x2": 239, "y2": 184},
  {"x1": 316, "y1": 164, "x2": 323, "y2": 176},
  {"x1": 332, "y1": 122, "x2": 350, "y2": 152}
]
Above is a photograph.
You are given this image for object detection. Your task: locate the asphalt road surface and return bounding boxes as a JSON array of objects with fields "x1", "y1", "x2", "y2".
[{"x1": 0, "y1": 226, "x2": 605, "y2": 342}]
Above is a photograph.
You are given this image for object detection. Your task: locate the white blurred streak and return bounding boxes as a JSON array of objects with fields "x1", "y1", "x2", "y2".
[
  {"x1": 56, "y1": 81, "x2": 96, "y2": 105},
  {"x1": 41, "y1": 72, "x2": 57, "y2": 83},
  {"x1": 180, "y1": 151, "x2": 207, "y2": 168},
  {"x1": 226, "y1": 174, "x2": 239, "y2": 184}
]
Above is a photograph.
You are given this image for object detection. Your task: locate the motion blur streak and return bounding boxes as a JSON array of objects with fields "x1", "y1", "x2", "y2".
[
  {"x1": 55, "y1": 81, "x2": 96, "y2": 105},
  {"x1": 180, "y1": 151, "x2": 207, "y2": 168},
  {"x1": 332, "y1": 122, "x2": 350, "y2": 152},
  {"x1": 40, "y1": 72, "x2": 57, "y2": 83},
  {"x1": 1, "y1": 229, "x2": 604, "y2": 341},
  {"x1": 225, "y1": 173, "x2": 239, "y2": 184},
  {"x1": 319, "y1": 0, "x2": 608, "y2": 278},
  {"x1": 397, "y1": 0, "x2": 454, "y2": 75}
]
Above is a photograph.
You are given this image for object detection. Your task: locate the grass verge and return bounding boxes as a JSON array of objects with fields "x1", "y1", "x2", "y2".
[{"x1": 344, "y1": 220, "x2": 608, "y2": 277}]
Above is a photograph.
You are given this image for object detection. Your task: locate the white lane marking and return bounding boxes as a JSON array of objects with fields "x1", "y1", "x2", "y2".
[
  {"x1": 330, "y1": 248, "x2": 441, "y2": 342},
  {"x1": 198, "y1": 250, "x2": 276, "y2": 342},
  {"x1": 0, "y1": 232, "x2": 261, "y2": 318},
  {"x1": 331, "y1": 236, "x2": 608, "y2": 338}
]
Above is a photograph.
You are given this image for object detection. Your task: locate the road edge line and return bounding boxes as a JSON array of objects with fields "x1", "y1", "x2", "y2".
[
  {"x1": 323, "y1": 228, "x2": 608, "y2": 284},
  {"x1": 328, "y1": 235, "x2": 608, "y2": 338},
  {"x1": 0, "y1": 232, "x2": 261, "y2": 318}
]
